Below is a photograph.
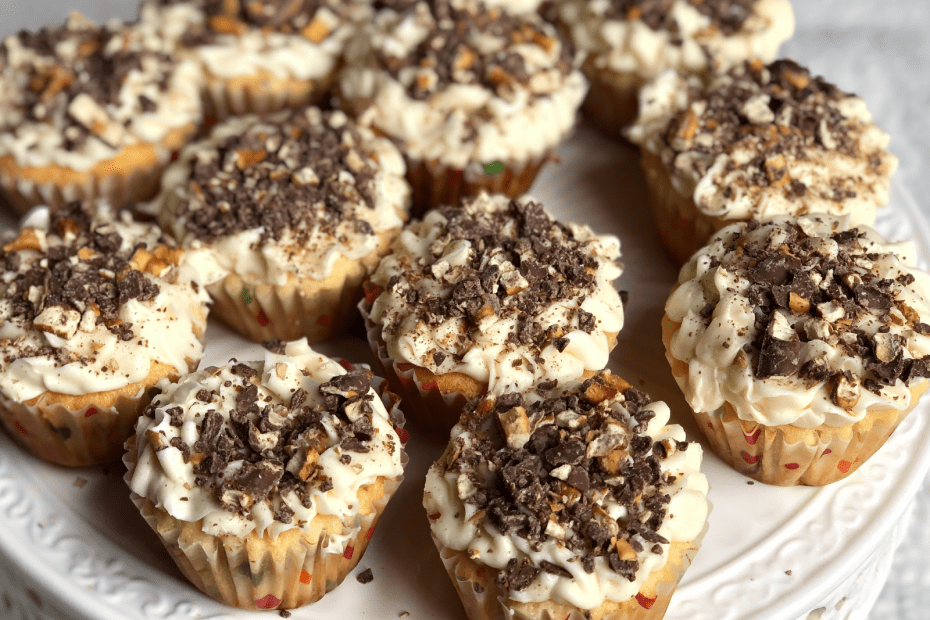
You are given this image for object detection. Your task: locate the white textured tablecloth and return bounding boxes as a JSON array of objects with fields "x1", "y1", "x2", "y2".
[{"x1": 0, "y1": 1, "x2": 928, "y2": 618}]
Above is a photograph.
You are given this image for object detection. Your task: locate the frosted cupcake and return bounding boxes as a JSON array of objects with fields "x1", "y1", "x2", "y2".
[
  {"x1": 361, "y1": 193, "x2": 625, "y2": 439},
  {"x1": 339, "y1": 0, "x2": 586, "y2": 215},
  {"x1": 137, "y1": 0, "x2": 369, "y2": 120},
  {"x1": 0, "y1": 202, "x2": 209, "y2": 466},
  {"x1": 558, "y1": 0, "x2": 794, "y2": 135},
  {"x1": 0, "y1": 12, "x2": 203, "y2": 214},
  {"x1": 156, "y1": 107, "x2": 410, "y2": 343},
  {"x1": 663, "y1": 215, "x2": 930, "y2": 485},
  {"x1": 425, "y1": 371, "x2": 710, "y2": 620},
  {"x1": 125, "y1": 339, "x2": 407, "y2": 611},
  {"x1": 628, "y1": 60, "x2": 898, "y2": 267}
]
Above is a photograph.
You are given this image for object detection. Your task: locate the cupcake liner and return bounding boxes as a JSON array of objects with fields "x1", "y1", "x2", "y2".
[
  {"x1": 640, "y1": 150, "x2": 729, "y2": 268},
  {"x1": 0, "y1": 360, "x2": 188, "y2": 467},
  {"x1": 432, "y1": 520, "x2": 708, "y2": 620},
  {"x1": 0, "y1": 123, "x2": 199, "y2": 216},
  {"x1": 662, "y1": 314, "x2": 930, "y2": 486},
  {"x1": 208, "y1": 234, "x2": 391, "y2": 343},
  {"x1": 405, "y1": 153, "x2": 551, "y2": 217},
  {"x1": 125, "y1": 413, "x2": 408, "y2": 611},
  {"x1": 202, "y1": 69, "x2": 335, "y2": 124},
  {"x1": 580, "y1": 58, "x2": 645, "y2": 140},
  {"x1": 360, "y1": 305, "x2": 484, "y2": 442}
]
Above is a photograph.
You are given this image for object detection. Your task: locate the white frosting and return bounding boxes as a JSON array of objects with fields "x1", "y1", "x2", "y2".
[
  {"x1": 367, "y1": 193, "x2": 625, "y2": 394},
  {"x1": 0, "y1": 210, "x2": 209, "y2": 402},
  {"x1": 126, "y1": 339, "x2": 405, "y2": 543},
  {"x1": 666, "y1": 215, "x2": 930, "y2": 428},
  {"x1": 137, "y1": 1, "x2": 361, "y2": 82},
  {"x1": 627, "y1": 66, "x2": 898, "y2": 226},
  {"x1": 0, "y1": 12, "x2": 203, "y2": 171},
  {"x1": 424, "y1": 379, "x2": 709, "y2": 609},
  {"x1": 560, "y1": 0, "x2": 794, "y2": 79},
  {"x1": 338, "y1": 2, "x2": 587, "y2": 170},
  {"x1": 450, "y1": 0, "x2": 544, "y2": 14},
  {"x1": 156, "y1": 108, "x2": 409, "y2": 287}
]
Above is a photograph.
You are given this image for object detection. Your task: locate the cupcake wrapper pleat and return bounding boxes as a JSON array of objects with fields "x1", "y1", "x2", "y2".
[
  {"x1": 405, "y1": 154, "x2": 550, "y2": 217},
  {"x1": 202, "y1": 70, "x2": 333, "y2": 123},
  {"x1": 0, "y1": 387, "x2": 149, "y2": 467},
  {"x1": 662, "y1": 313, "x2": 928, "y2": 485},
  {"x1": 0, "y1": 153, "x2": 167, "y2": 216},
  {"x1": 579, "y1": 58, "x2": 644, "y2": 139},
  {"x1": 361, "y1": 305, "x2": 481, "y2": 442},
  {"x1": 431, "y1": 521, "x2": 708, "y2": 620}
]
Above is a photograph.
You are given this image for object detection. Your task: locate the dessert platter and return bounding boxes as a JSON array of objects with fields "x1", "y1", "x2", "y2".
[
  {"x1": 1, "y1": 125, "x2": 929, "y2": 620},
  {"x1": 2, "y1": 0, "x2": 929, "y2": 619}
]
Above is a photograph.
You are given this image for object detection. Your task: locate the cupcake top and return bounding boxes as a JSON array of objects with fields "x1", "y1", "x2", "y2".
[
  {"x1": 366, "y1": 193, "x2": 624, "y2": 393},
  {"x1": 126, "y1": 339, "x2": 406, "y2": 543},
  {"x1": 424, "y1": 371, "x2": 709, "y2": 609},
  {"x1": 628, "y1": 60, "x2": 898, "y2": 226},
  {"x1": 338, "y1": 0, "x2": 587, "y2": 170},
  {"x1": 0, "y1": 12, "x2": 202, "y2": 171},
  {"x1": 138, "y1": 0, "x2": 366, "y2": 81},
  {"x1": 666, "y1": 215, "x2": 930, "y2": 428},
  {"x1": 559, "y1": 0, "x2": 793, "y2": 79},
  {"x1": 0, "y1": 203, "x2": 209, "y2": 402},
  {"x1": 158, "y1": 107, "x2": 409, "y2": 286}
]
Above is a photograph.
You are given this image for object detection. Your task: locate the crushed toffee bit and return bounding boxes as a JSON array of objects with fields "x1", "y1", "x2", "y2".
[
  {"x1": 445, "y1": 371, "x2": 686, "y2": 593},
  {"x1": 604, "y1": 0, "x2": 759, "y2": 36},
  {"x1": 175, "y1": 363, "x2": 379, "y2": 525},
  {"x1": 369, "y1": 0, "x2": 574, "y2": 103},
  {"x1": 174, "y1": 109, "x2": 379, "y2": 244},
  {"x1": 377, "y1": 197, "x2": 615, "y2": 369},
  {"x1": 0, "y1": 202, "x2": 174, "y2": 370},
  {"x1": 698, "y1": 218, "x2": 930, "y2": 404}
]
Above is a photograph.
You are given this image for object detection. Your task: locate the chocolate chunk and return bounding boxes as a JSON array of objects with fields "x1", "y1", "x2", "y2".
[
  {"x1": 230, "y1": 460, "x2": 283, "y2": 503},
  {"x1": 552, "y1": 337, "x2": 570, "y2": 352},
  {"x1": 320, "y1": 370, "x2": 372, "y2": 397},
  {"x1": 231, "y1": 363, "x2": 258, "y2": 379},
  {"x1": 755, "y1": 321, "x2": 801, "y2": 378},
  {"x1": 565, "y1": 466, "x2": 590, "y2": 492},
  {"x1": 751, "y1": 256, "x2": 792, "y2": 286},
  {"x1": 577, "y1": 309, "x2": 596, "y2": 333},
  {"x1": 356, "y1": 568, "x2": 374, "y2": 584},
  {"x1": 544, "y1": 438, "x2": 585, "y2": 467},
  {"x1": 117, "y1": 270, "x2": 160, "y2": 304},
  {"x1": 262, "y1": 340, "x2": 287, "y2": 354},
  {"x1": 539, "y1": 560, "x2": 571, "y2": 578},
  {"x1": 169, "y1": 437, "x2": 191, "y2": 463},
  {"x1": 495, "y1": 558, "x2": 539, "y2": 592}
]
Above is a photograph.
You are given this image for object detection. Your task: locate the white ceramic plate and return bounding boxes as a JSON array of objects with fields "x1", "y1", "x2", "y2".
[{"x1": 1, "y1": 125, "x2": 929, "y2": 620}]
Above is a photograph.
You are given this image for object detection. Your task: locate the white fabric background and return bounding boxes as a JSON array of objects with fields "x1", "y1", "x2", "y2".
[{"x1": 0, "y1": 1, "x2": 927, "y2": 618}]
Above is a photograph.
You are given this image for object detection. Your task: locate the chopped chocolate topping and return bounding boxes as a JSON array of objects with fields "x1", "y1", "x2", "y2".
[
  {"x1": 370, "y1": 0, "x2": 573, "y2": 104},
  {"x1": 175, "y1": 109, "x2": 379, "y2": 245},
  {"x1": 356, "y1": 568, "x2": 374, "y2": 584},
  {"x1": 604, "y1": 0, "x2": 758, "y2": 36},
  {"x1": 699, "y1": 218, "x2": 930, "y2": 396},
  {"x1": 151, "y1": 0, "x2": 344, "y2": 46},
  {"x1": 0, "y1": 202, "x2": 170, "y2": 359},
  {"x1": 383, "y1": 198, "x2": 610, "y2": 366},
  {"x1": 175, "y1": 362, "x2": 387, "y2": 524},
  {"x1": 657, "y1": 59, "x2": 888, "y2": 213},
  {"x1": 2, "y1": 15, "x2": 177, "y2": 150},
  {"x1": 446, "y1": 372, "x2": 683, "y2": 593}
]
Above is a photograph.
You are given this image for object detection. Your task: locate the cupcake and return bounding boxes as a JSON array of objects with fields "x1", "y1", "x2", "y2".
[
  {"x1": 0, "y1": 202, "x2": 209, "y2": 466},
  {"x1": 361, "y1": 193, "x2": 625, "y2": 439},
  {"x1": 663, "y1": 215, "x2": 930, "y2": 486},
  {"x1": 424, "y1": 371, "x2": 710, "y2": 620},
  {"x1": 124, "y1": 339, "x2": 407, "y2": 611},
  {"x1": 155, "y1": 106, "x2": 410, "y2": 343},
  {"x1": 627, "y1": 60, "x2": 899, "y2": 267},
  {"x1": 137, "y1": 0, "x2": 369, "y2": 121},
  {"x1": 338, "y1": 0, "x2": 586, "y2": 215},
  {"x1": 558, "y1": 0, "x2": 794, "y2": 135},
  {"x1": 0, "y1": 12, "x2": 203, "y2": 214}
]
